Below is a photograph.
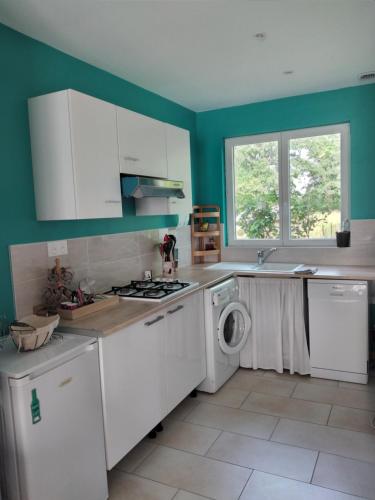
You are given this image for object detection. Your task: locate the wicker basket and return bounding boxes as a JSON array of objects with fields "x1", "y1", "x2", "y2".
[{"x1": 10, "y1": 315, "x2": 60, "y2": 352}]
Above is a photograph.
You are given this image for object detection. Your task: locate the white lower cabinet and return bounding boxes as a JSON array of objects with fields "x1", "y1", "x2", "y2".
[
  {"x1": 163, "y1": 291, "x2": 206, "y2": 415},
  {"x1": 99, "y1": 311, "x2": 165, "y2": 470},
  {"x1": 99, "y1": 290, "x2": 206, "y2": 469}
]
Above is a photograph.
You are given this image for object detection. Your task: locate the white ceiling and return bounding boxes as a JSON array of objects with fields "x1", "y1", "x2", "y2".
[{"x1": 1, "y1": 0, "x2": 375, "y2": 111}]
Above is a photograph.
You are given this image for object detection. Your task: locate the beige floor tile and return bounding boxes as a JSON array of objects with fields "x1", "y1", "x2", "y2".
[
  {"x1": 262, "y1": 370, "x2": 339, "y2": 387},
  {"x1": 154, "y1": 420, "x2": 221, "y2": 455},
  {"x1": 226, "y1": 370, "x2": 296, "y2": 397},
  {"x1": 339, "y1": 378, "x2": 375, "y2": 392},
  {"x1": 174, "y1": 491, "x2": 211, "y2": 500},
  {"x1": 335, "y1": 387, "x2": 375, "y2": 411},
  {"x1": 166, "y1": 397, "x2": 199, "y2": 421},
  {"x1": 241, "y1": 392, "x2": 331, "y2": 424},
  {"x1": 293, "y1": 383, "x2": 375, "y2": 410},
  {"x1": 197, "y1": 386, "x2": 249, "y2": 409},
  {"x1": 207, "y1": 431, "x2": 317, "y2": 482},
  {"x1": 224, "y1": 369, "x2": 266, "y2": 390},
  {"x1": 115, "y1": 440, "x2": 156, "y2": 473},
  {"x1": 272, "y1": 418, "x2": 375, "y2": 464},
  {"x1": 328, "y1": 405, "x2": 375, "y2": 435},
  {"x1": 135, "y1": 446, "x2": 251, "y2": 500},
  {"x1": 186, "y1": 402, "x2": 278, "y2": 439},
  {"x1": 240, "y1": 470, "x2": 364, "y2": 500},
  {"x1": 313, "y1": 453, "x2": 375, "y2": 499},
  {"x1": 108, "y1": 470, "x2": 177, "y2": 500},
  {"x1": 292, "y1": 382, "x2": 338, "y2": 404}
]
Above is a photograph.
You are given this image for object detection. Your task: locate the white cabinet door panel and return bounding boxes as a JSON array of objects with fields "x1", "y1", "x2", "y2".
[
  {"x1": 117, "y1": 107, "x2": 167, "y2": 178},
  {"x1": 100, "y1": 312, "x2": 165, "y2": 469},
  {"x1": 163, "y1": 291, "x2": 206, "y2": 415},
  {"x1": 166, "y1": 124, "x2": 192, "y2": 225},
  {"x1": 69, "y1": 91, "x2": 122, "y2": 219}
]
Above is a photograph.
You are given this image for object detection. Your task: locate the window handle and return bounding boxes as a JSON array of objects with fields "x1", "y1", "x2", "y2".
[{"x1": 124, "y1": 156, "x2": 140, "y2": 162}]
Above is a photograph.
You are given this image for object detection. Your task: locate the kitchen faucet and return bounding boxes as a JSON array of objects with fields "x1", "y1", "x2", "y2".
[{"x1": 257, "y1": 247, "x2": 277, "y2": 265}]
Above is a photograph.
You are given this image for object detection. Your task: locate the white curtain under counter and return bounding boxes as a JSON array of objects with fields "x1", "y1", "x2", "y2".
[{"x1": 239, "y1": 277, "x2": 310, "y2": 375}]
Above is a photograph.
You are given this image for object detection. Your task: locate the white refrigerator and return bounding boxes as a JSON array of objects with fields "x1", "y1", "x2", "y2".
[{"x1": 0, "y1": 333, "x2": 108, "y2": 500}]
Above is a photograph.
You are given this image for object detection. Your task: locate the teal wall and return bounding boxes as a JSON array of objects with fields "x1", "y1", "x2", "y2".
[
  {"x1": 2, "y1": 20, "x2": 375, "y2": 321},
  {"x1": 195, "y1": 84, "x2": 375, "y2": 227},
  {"x1": 0, "y1": 23, "x2": 197, "y2": 320}
]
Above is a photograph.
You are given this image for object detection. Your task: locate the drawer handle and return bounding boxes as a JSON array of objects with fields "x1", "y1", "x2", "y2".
[
  {"x1": 124, "y1": 156, "x2": 140, "y2": 162},
  {"x1": 145, "y1": 315, "x2": 164, "y2": 326},
  {"x1": 105, "y1": 200, "x2": 122, "y2": 204},
  {"x1": 330, "y1": 292, "x2": 344, "y2": 296},
  {"x1": 167, "y1": 304, "x2": 184, "y2": 315}
]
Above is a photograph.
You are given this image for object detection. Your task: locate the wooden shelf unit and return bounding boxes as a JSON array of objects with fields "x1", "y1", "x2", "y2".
[{"x1": 191, "y1": 205, "x2": 222, "y2": 264}]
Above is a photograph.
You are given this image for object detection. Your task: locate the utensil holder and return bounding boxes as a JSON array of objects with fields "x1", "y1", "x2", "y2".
[
  {"x1": 336, "y1": 231, "x2": 350, "y2": 247},
  {"x1": 162, "y1": 261, "x2": 174, "y2": 276}
]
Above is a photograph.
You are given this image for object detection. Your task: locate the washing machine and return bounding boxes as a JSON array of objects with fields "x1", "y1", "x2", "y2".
[{"x1": 198, "y1": 277, "x2": 251, "y2": 393}]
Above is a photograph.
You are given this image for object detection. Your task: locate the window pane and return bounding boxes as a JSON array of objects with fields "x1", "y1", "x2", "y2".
[
  {"x1": 289, "y1": 134, "x2": 341, "y2": 240},
  {"x1": 233, "y1": 141, "x2": 280, "y2": 240}
]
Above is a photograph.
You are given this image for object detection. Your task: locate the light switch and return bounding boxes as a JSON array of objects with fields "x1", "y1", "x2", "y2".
[{"x1": 47, "y1": 240, "x2": 68, "y2": 257}]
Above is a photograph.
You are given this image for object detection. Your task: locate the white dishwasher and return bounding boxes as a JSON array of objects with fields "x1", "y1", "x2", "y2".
[{"x1": 308, "y1": 279, "x2": 368, "y2": 384}]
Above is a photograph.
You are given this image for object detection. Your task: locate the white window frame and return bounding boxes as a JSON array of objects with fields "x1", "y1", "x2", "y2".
[{"x1": 225, "y1": 124, "x2": 350, "y2": 247}]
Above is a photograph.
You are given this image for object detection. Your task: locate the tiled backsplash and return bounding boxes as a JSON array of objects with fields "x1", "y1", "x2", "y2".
[
  {"x1": 10, "y1": 226, "x2": 191, "y2": 319},
  {"x1": 222, "y1": 220, "x2": 375, "y2": 266},
  {"x1": 9, "y1": 220, "x2": 375, "y2": 318}
]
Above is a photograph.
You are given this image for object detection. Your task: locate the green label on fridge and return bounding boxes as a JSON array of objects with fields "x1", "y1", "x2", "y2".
[{"x1": 31, "y1": 388, "x2": 41, "y2": 424}]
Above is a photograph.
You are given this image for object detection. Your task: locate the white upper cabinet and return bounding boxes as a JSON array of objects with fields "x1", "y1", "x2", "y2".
[
  {"x1": 165, "y1": 123, "x2": 192, "y2": 225},
  {"x1": 116, "y1": 107, "x2": 168, "y2": 178},
  {"x1": 28, "y1": 90, "x2": 122, "y2": 220}
]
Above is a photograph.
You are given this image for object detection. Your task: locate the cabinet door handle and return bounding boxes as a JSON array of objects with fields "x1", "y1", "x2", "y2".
[
  {"x1": 145, "y1": 315, "x2": 164, "y2": 326},
  {"x1": 105, "y1": 200, "x2": 122, "y2": 204},
  {"x1": 124, "y1": 156, "x2": 140, "y2": 162},
  {"x1": 167, "y1": 304, "x2": 184, "y2": 315}
]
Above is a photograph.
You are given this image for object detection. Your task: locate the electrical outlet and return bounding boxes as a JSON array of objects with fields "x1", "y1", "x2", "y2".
[{"x1": 47, "y1": 240, "x2": 68, "y2": 257}]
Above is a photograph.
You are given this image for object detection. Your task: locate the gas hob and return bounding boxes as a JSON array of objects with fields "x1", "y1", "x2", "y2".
[{"x1": 107, "y1": 279, "x2": 199, "y2": 302}]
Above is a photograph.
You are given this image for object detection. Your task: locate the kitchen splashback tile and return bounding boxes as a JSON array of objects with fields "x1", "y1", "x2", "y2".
[
  {"x1": 222, "y1": 219, "x2": 375, "y2": 266},
  {"x1": 10, "y1": 242, "x2": 48, "y2": 284},
  {"x1": 88, "y1": 233, "x2": 140, "y2": 263},
  {"x1": 10, "y1": 227, "x2": 191, "y2": 317},
  {"x1": 13, "y1": 277, "x2": 46, "y2": 319},
  {"x1": 88, "y1": 256, "x2": 142, "y2": 293}
]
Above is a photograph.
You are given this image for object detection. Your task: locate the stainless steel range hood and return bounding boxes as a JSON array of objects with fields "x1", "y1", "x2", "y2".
[{"x1": 121, "y1": 175, "x2": 185, "y2": 199}]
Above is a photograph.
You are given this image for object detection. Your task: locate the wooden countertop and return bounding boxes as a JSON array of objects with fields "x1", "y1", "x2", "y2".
[{"x1": 59, "y1": 264, "x2": 375, "y2": 337}]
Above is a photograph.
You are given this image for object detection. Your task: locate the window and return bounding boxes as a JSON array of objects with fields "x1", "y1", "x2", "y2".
[{"x1": 225, "y1": 124, "x2": 349, "y2": 247}]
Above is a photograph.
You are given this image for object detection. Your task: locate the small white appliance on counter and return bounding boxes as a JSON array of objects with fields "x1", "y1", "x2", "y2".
[
  {"x1": 308, "y1": 279, "x2": 368, "y2": 384},
  {"x1": 199, "y1": 278, "x2": 251, "y2": 393},
  {"x1": 0, "y1": 333, "x2": 108, "y2": 500}
]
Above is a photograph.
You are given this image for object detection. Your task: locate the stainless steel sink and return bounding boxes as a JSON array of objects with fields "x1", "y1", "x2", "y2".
[
  {"x1": 206, "y1": 262, "x2": 304, "y2": 274},
  {"x1": 254, "y1": 263, "x2": 304, "y2": 273},
  {"x1": 205, "y1": 262, "x2": 259, "y2": 271}
]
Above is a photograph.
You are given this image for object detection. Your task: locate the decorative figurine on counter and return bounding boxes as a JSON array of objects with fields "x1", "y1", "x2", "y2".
[{"x1": 43, "y1": 257, "x2": 74, "y2": 313}]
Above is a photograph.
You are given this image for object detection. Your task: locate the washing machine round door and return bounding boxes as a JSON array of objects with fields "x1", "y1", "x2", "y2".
[{"x1": 217, "y1": 302, "x2": 251, "y2": 355}]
